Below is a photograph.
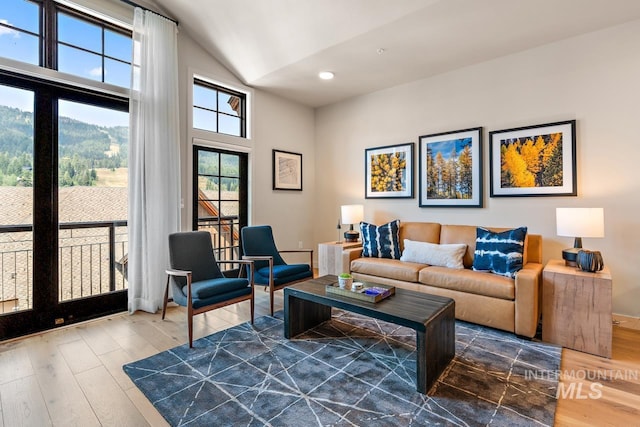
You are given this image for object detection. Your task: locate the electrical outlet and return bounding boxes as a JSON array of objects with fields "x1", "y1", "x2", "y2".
[{"x1": 298, "y1": 241, "x2": 303, "y2": 248}]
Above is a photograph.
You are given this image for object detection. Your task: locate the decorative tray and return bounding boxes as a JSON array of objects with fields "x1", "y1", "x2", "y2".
[{"x1": 325, "y1": 282, "x2": 395, "y2": 303}]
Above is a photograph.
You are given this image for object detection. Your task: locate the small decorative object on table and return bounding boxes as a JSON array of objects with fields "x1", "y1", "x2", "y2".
[
  {"x1": 326, "y1": 281, "x2": 395, "y2": 303},
  {"x1": 576, "y1": 249, "x2": 604, "y2": 272},
  {"x1": 338, "y1": 273, "x2": 353, "y2": 289}
]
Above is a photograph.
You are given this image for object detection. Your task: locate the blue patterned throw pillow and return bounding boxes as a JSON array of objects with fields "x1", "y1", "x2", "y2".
[
  {"x1": 360, "y1": 220, "x2": 401, "y2": 259},
  {"x1": 472, "y1": 227, "x2": 527, "y2": 278}
]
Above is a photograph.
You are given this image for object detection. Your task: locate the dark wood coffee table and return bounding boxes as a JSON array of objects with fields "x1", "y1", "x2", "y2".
[{"x1": 283, "y1": 275, "x2": 455, "y2": 394}]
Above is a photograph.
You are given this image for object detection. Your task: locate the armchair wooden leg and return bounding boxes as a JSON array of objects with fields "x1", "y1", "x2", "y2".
[
  {"x1": 269, "y1": 263, "x2": 274, "y2": 316},
  {"x1": 188, "y1": 309, "x2": 194, "y2": 348},
  {"x1": 269, "y1": 284, "x2": 274, "y2": 316},
  {"x1": 162, "y1": 275, "x2": 170, "y2": 320},
  {"x1": 250, "y1": 290, "x2": 255, "y2": 325}
]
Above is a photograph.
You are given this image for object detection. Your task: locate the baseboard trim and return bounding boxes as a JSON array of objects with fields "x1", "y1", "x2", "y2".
[{"x1": 613, "y1": 313, "x2": 640, "y2": 331}]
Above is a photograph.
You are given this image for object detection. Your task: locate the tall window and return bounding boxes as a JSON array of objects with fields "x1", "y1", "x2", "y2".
[
  {"x1": 0, "y1": 0, "x2": 131, "y2": 339},
  {"x1": 193, "y1": 146, "x2": 247, "y2": 263},
  {"x1": 193, "y1": 79, "x2": 246, "y2": 137},
  {"x1": 0, "y1": 84, "x2": 34, "y2": 314}
]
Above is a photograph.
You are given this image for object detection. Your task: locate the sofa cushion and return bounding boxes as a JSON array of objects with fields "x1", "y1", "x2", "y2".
[
  {"x1": 350, "y1": 257, "x2": 425, "y2": 282},
  {"x1": 360, "y1": 219, "x2": 401, "y2": 259},
  {"x1": 473, "y1": 227, "x2": 527, "y2": 278},
  {"x1": 400, "y1": 239, "x2": 466, "y2": 269},
  {"x1": 419, "y1": 266, "x2": 515, "y2": 300},
  {"x1": 439, "y1": 224, "x2": 478, "y2": 268},
  {"x1": 399, "y1": 222, "x2": 441, "y2": 249}
]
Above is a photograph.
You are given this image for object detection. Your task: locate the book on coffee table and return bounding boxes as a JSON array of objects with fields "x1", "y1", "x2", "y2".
[{"x1": 325, "y1": 282, "x2": 395, "y2": 303}]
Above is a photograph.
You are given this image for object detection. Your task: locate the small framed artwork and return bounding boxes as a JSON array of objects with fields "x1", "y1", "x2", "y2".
[
  {"x1": 365, "y1": 142, "x2": 414, "y2": 199},
  {"x1": 273, "y1": 149, "x2": 303, "y2": 191},
  {"x1": 418, "y1": 127, "x2": 483, "y2": 207},
  {"x1": 489, "y1": 120, "x2": 576, "y2": 197}
]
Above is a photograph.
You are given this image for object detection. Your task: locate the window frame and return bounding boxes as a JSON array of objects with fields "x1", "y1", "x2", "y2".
[
  {"x1": 0, "y1": 0, "x2": 132, "y2": 95},
  {"x1": 54, "y1": 4, "x2": 133, "y2": 87},
  {"x1": 0, "y1": 0, "x2": 43, "y2": 66},
  {"x1": 0, "y1": 0, "x2": 132, "y2": 340},
  {"x1": 192, "y1": 145, "x2": 248, "y2": 265},
  {"x1": 193, "y1": 78, "x2": 247, "y2": 138}
]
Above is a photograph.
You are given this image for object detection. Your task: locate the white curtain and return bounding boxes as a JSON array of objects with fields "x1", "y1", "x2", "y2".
[{"x1": 128, "y1": 8, "x2": 181, "y2": 313}]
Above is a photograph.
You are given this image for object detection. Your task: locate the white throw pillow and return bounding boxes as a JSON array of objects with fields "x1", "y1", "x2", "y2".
[{"x1": 400, "y1": 239, "x2": 467, "y2": 269}]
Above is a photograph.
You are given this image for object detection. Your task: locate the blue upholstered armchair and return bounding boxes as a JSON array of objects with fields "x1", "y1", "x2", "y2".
[
  {"x1": 241, "y1": 225, "x2": 313, "y2": 315},
  {"x1": 163, "y1": 231, "x2": 254, "y2": 347}
]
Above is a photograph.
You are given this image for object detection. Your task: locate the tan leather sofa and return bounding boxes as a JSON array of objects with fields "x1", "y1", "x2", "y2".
[{"x1": 343, "y1": 222, "x2": 543, "y2": 338}]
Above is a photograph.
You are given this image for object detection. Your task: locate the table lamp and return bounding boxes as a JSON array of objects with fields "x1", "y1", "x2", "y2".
[
  {"x1": 556, "y1": 207, "x2": 604, "y2": 266},
  {"x1": 341, "y1": 204, "x2": 364, "y2": 242}
]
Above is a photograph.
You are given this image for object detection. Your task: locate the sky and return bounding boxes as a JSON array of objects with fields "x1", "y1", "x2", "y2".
[
  {"x1": 426, "y1": 138, "x2": 472, "y2": 160},
  {"x1": 0, "y1": 0, "x2": 131, "y2": 127},
  {"x1": 0, "y1": 84, "x2": 129, "y2": 128}
]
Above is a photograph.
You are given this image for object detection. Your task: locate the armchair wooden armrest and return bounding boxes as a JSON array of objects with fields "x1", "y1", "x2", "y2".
[
  {"x1": 218, "y1": 260, "x2": 254, "y2": 265},
  {"x1": 242, "y1": 255, "x2": 273, "y2": 261},
  {"x1": 166, "y1": 268, "x2": 191, "y2": 278},
  {"x1": 218, "y1": 260, "x2": 255, "y2": 283},
  {"x1": 278, "y1": 249, "x2": 314, "y2": 271}
]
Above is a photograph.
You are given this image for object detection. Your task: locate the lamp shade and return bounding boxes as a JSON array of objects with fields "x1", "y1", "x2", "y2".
[
  {"x1": 341, "y1": 204, "x2": 364, "y2": 225},
  {"x1": 556, "y1": 208, "x2": 604, "y2": 238}
]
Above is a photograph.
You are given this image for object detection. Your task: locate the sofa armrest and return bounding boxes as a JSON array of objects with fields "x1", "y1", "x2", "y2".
[
  {"x1": 341, "y1": 247, "x2": 364, "y2": 273},
  {"x1": 514, "y1": 262, "x2": 543, "y2": 337}
]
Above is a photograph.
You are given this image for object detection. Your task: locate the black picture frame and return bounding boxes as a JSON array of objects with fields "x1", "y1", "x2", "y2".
[
  {"x1": 489, "y1": 120, "x2": 576, "y2": 197},
  {"x1": 272, "y1": 149, "x2": 303, "y2": 191},
  {"x1": 418, "y1": 127, "x2": 483, "y2": 207},
  {"x1": 364, "y1": 142, "x2": 414, "y2": 199}
]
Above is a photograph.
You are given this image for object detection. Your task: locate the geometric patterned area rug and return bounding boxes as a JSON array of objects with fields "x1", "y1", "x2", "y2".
[{"x1": 124, "y1": 310, "x2": 561, "y2": 426}]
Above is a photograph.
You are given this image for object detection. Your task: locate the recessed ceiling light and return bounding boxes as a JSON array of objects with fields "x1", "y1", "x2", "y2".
[{"x1": 318, "y1": 71, "x2": 334, "y2": 80}]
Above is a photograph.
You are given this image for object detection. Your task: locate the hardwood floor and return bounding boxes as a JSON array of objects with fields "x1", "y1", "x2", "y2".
[{"x1": 0, "y1": 289, "x2": 638, "y2": 426}]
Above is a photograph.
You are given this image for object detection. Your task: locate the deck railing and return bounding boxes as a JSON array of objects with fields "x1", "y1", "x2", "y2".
[
  {"x1": 0, "y1": 220, "x2": 128, "y2": 314},
  {"x1": 1, "y1": 216, "x2": 241, "y2": 314},
  {"x1": 197, "y1": 215, "x2": 241, "y2": 262}
]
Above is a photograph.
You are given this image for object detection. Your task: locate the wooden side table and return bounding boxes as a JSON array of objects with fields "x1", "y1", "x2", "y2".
[
  {"x1": 318, "y1": 241, "x2": 362, "y2": 276},
  {"x1": 542, "y1": 259, "x2": 612, "y2": 358}
]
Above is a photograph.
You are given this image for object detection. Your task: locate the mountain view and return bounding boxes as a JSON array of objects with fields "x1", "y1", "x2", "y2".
[{"x1": 0, "y1": 104, "x2": 128, "y2": 187}]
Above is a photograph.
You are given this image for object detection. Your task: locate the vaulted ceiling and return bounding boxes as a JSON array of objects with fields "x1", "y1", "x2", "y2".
[{"x1": 154, "y1": 0, "x2": 640, "y2": 107}]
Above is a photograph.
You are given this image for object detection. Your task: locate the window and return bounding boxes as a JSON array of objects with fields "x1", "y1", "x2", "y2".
[
  {"x1": 193, "y1": 146, "x2": 248, "y2": 263},
  {"x1": 193, "y1": 79, "x2": 246, "y2": 137},
  {"x1": 0, "y1": 0, "x2": 41, "y2": 65},
  {"x1": 57, "y1": 8, "x2": 132, "y2": 88},
  {"x1": 0, "y1": 0, "x2": 131, "y2": 339},
  {"x1": 0, "y1": 0, "x2": 133, "y2": 89}
]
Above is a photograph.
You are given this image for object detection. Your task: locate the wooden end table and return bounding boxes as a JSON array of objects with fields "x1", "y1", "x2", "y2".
[
  {"x1": 542, "y1": 259, "x2": 612, "y2": 358},
  {"x1": 318, "y1": 241, "x2": 362, "y2": 276}
]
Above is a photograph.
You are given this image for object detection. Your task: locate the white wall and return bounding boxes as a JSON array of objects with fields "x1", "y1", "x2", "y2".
[
  {"x1": 314, "y1": 20, "x2": 640, "y2": 317},
  {"x1": 175, "y1": 30, "x2": 316, "y2": 259}
]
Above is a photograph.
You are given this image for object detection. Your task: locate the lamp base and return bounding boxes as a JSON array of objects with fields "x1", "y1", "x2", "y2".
[
  {"x1": 562, "y1": 247, "x2": 580, "y2": 266},
  {"x1": 344, "y1": 230, "x2": 359, "y2": 242}
]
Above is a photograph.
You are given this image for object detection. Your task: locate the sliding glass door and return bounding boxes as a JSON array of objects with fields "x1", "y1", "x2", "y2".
[
  {"x1": 0, "y1": 74, "x2": 129, "y2": 340},
  {"x1": 0, "y1": 84, "x2": 35, "y2": 318}
]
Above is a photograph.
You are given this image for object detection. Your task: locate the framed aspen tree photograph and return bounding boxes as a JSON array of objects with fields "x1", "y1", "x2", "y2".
[
  {"x1": 419, "y1": 127, "x2": 483, "y2": 207},
  {"x1": 489, "y1": 120, "x2": 576, "y2": 197}
]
